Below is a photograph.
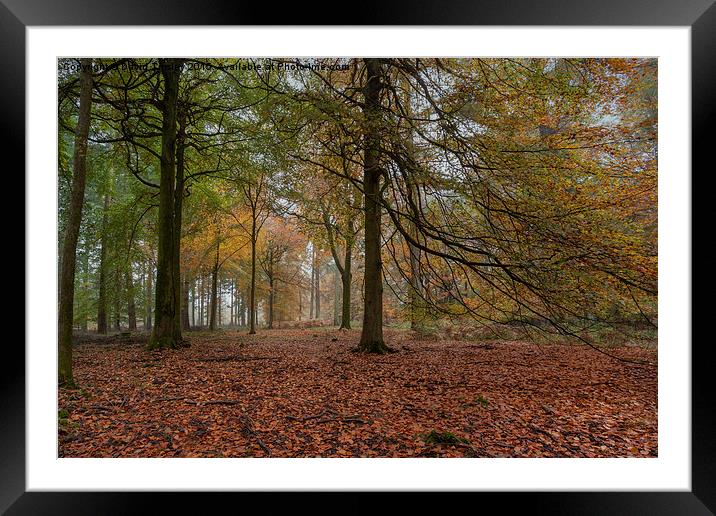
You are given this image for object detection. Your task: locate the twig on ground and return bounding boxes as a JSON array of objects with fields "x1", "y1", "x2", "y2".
[
  {"x1": 195, "y1": 355, "x2": 280, "y2": 363},
  {"x1": 316, "y1": 416, "x2": 367, "y2": 424},
  {"x1": 184, "y1": 399, "x2": 242, "y2": 406},
  {"x1": 286, "y1": 409, "x2": 334, "y2": 421}
]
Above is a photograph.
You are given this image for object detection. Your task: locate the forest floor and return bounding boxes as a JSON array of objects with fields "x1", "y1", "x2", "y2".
[{"x1": 58, "y1": 328, "x2": 657, "y2": 458}]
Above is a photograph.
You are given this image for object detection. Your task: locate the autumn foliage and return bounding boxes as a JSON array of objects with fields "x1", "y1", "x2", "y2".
[{"x1": 58, "y1": 57, "x2": 658, "y2": 458}]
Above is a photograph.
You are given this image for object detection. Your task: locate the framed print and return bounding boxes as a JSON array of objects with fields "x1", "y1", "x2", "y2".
[{"x1": 7, "y1": 0, "x2": 714, "y2": 513}]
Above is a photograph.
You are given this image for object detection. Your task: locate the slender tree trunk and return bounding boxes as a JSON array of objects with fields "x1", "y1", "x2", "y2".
[
  {"x1": 358, "y1": 58, "x2": 388, "y2": 353},
  {"x1": 140, "y1": 262, "x2": 146, "y2": 327},
  {"x1": 341, "y1": 239, "x2": 353, "y2": 329},
  {"x1": 206, "y1": 274, "x2": 210, "y2": 327},
  {"x1": 231, "y1": 279, "x2": 236, "y2": 326},
  {"x1": 80, "y1": 238, "x2": 90, "y2": 332},
  {"x1": 114, "y1": 267, "x2": 121, "y2": 331},
  {"x1": 210, "y1": 237, "x2": 219, "y2": 331},
  {"x1": 145, "y1": 257, "x2": 153, "y2": 330},
  {"x1": 315, "y1": 257, "x2": 321, "y2": 320},
  {"x1": 218, "y1": 279, "x2": 223, "y2": 327},
  {"x1": 268, "y1": 274, "x2": 274, "y2": 329},
  {"x1": 236, "y1": 279, "x2": 241, "y2": 326},
  {"x1": 149, "y1": 58, "x2": 182, "y2": 349},
  {"x1": 58, "y1": 58, "x2": 92, "y2": 386},
  {"x1": 126, "y1": 265, "x2": 137, "y2": 331},
  {"x1": 97, "y1": 193, "x2": 110, "y2": 334},
  {"x1": 309, "y1": 244, "x2": 315, "y2": 320},
  {"x1": 171, "y1": 117, "x2": 186, "y2": 343},
  {"x1": 181, "y1": 274, "x2": 190, "y2": 331},
  {"x1": 206, "y1": 276, "x2": 211, "y2": 326},
  {"x1": 249, "y1": 208, "x2": 257, "y2": 335},
  {"x1": 190, "y1": 278, "x2": 195, "y2": 328},
  {"x1": 199, "y1": 274, "x2": 204, "y2": 328},
  {"x1": 323, "y1": 210, "x2": 353, "y2": 330},
  {"x1": 229, "y1": 280, "x2": 234, "y2": 326},
  {"x1": 238, "y1": 280, "x2": 242, "y2": 326},
  {"x1": 333, "y1": 264, "x2": 340, "y2": 326}
]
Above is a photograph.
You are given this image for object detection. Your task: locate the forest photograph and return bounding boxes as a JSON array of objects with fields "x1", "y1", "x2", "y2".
[{"x1": 57, "y1": 57, "x2": 658, "y2": 459}]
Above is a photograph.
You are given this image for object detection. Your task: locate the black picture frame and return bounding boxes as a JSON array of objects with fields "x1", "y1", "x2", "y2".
[{"x1": 6, "y1": 0, "x2": 713, "y2": 513}]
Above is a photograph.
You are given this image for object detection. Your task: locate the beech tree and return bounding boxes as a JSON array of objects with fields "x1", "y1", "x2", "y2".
[
  {"x1": 358, "y1": 58, "x2": 389, "y2": 352},
  {"x1": 148, "y1": 59, "x2": 184, "y2": 349},
  {"x1": 58, "y1": 58, "x2": 93, "y2": 386}
]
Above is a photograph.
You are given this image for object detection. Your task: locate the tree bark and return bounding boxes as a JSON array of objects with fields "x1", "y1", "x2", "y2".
[
  {"x1": 171, "y1": 111, "x2": 187, "y2": 342},
  {"x1": 58, "y1": 57, "x2": 92, "y2": 386},
  {"x1": 97, "y1": 193, "x2": 110, "y2": 334},
  {"x1": 218, "y1": 279, "x2": 223, "y2": 327},
  {"x1": 182, "y1": 274, "x2": 190, "y2": 331},
  {"x1": 333, "y1": 264, "x2": 340, "y2": 326},
  {"x1": 309, "y1": 244, "x2": 315, "y2": 320},
  {"x1": 145, "y1": 257, "x2": 153, "y2": 330},
  {"x1": 199, "y1": 274, "x2": 204, "y2": 328},
  {"x1": 341, "y1": 240, "x2": 352, "y2": 329},
  {"x1": 358, "y1": 58, "x2": 388, "y2": 353},
  {"x1": 268, "y1": 274, "x2": 274, "y2": 329},
  {"x1": 126, "y1": 265, "x2": 137, "y2": 331},
  {"x1": 315, "y1": 256, "x2": 321, "y2": 320},
  {"x1": 190, "y1": 278, "x2": 195, "y2": 327},
  {"x1": 209, "y1": 233, "x2": 219, "y2": 331},
  {"x1": 80, "y1": 237, "x2": 90, "y2": 331},
  {"x1": 114, "y1": 267, "x2": 121, "y2": 331},
  {"x1": 229, "y1": 280, "x2": 234, "y2": 326},
  {"x1": 249, "y1": 206, "x2": 257, "y2": 334},
  {"x1": 148, "y1": 58, "x2": 183, "y2": 350}
]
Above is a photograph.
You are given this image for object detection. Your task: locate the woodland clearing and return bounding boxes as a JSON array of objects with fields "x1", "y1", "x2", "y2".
[{"x1": 59, "y1": 328, "x2": 657, "y2": 458}]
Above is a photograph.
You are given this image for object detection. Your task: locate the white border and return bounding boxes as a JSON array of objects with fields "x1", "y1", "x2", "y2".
[{"x1": 27, "y1": 27, "x2": 690, "y2": 491}]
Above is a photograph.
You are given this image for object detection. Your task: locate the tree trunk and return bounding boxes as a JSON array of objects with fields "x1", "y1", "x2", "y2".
[
  {"x1": 333, "y1": 264, "x2": 341, "y2": 326},
  {"x1": 58, "y1": 58, "x2": 92, "y2": 386},
  {"x1": 341, "y1": 241, "x2": 352, "y2": 329},
  {"x1": 190, "y1": 278, "x2": 195, "y2": 327},
  {"x1": 126, "y1": 265, "x2": 137, "y2": 331},
  {"x1": 315, "y1": 257, "x2": 321, "y2": 320},
  {"x1": 268, "y1": 274, "x2": 274, "y2": 329},
  {"x1": 358, "y1": 58, "x2": 388, "y2": 353},
  {"x1": 210, "y1": 234, "x2": 219, "y2": 331},
  {"x1": 309, "y1": 244, "x2": 315, "y2": 320},
  {"x1": 182, "y1": 274, "x2": 190, "y2": 331},
  {"x1": 148, "y1": 58, "x2": 182, "y2": 350},
  {"x1": 218, "y1": 279, "x2": 223, "y2": 327},
  {"x1": 206, "y1": 276, "x2": 211, "y2": 326},
  {"x1": 97, "y1": 193, "x2": 110, "y2": 334},
  {"x1": 323, "y1": 209, "x2": 354, "y2": 330},
  {"x1": 145, "y1": 257, "x2": 153, "y2": 330},
  {"x1": 171, "y1": 113, "x2": 186, "y2": 342},
  {"x1": 235, "y1": 281, "x2": 240, "y2": 326},
  {"x1": 114, "y1": 267, "x2": 121, "y2": 331},
  {"x1": 80, "y1": 237, "x2": 90, "y2": 331},
  {"x1": 229, "y1": 280, "x2": 234, "y2": 326},
  {"x1": 249, "y1": 208, "x2": 257, "y2": 335},
  {"x1": 199, "y1": 274, "x2": 204, "y2": 328}
]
